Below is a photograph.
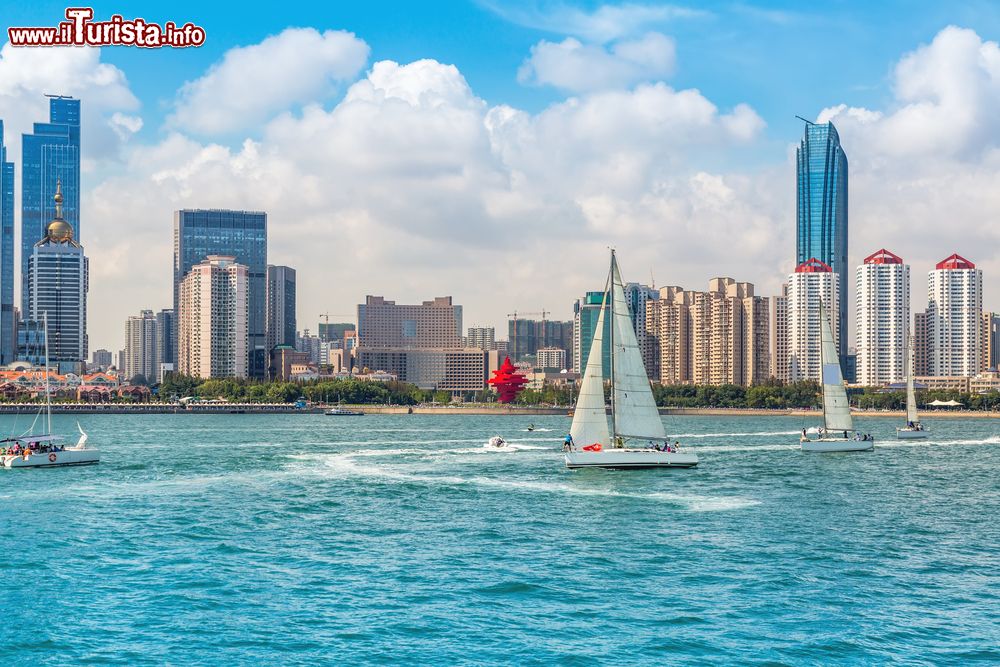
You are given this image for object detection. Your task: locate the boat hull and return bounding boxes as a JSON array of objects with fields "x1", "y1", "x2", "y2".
[
  {"x1": 896, "y1": 428, "x2": 928, "y2": 440},
  {"x1": 800, "y1": 439, "x2": 873, "y2": 453},
  {"x1": 2, "y1": 449, "x2": 100, "y2": 468},
  {"x1": 565, "y1": 449, "x2": 698, "y2": 469}
]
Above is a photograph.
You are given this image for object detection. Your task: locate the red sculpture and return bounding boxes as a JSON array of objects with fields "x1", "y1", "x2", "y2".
[{"x1": 488, "y1": 356, "x2": 528, "y2": 403}]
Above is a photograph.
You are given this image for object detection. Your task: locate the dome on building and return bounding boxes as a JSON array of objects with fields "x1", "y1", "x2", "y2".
[{"x1": 46, "y1": 218, "x2": 74, "y2": 242}]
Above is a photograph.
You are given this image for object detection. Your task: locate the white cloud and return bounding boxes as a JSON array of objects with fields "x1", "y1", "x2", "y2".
[
  {"x1": 169, "y1": 27, "x2": 369, "y2": 135},
  {"x1": 518, "y1": 32, "x2": 675, "y2": 92},
  {"x1": 481, "y1": 2, "x2": 706, "y2": 42}
]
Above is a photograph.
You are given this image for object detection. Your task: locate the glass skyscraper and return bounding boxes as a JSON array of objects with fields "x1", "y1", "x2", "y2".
[
  {"x1": 0, "y1": 120, "x2": 14, "y2": 364},
  {"x1": 21, "y1": 96, "x2": 81, "y2": 312},
  {"x1": 174, "y1": 209, "x2": 267, "y2": 377},
  {"x1": 796, "y1": 120, "x2": 848, "y2": 360}
]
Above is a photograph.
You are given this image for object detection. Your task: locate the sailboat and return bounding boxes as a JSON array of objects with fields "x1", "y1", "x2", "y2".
[
  {"x1": 799, "y1": 302, "x2": 873, "y2": 452},
  {"x1": 897, "y1": 335, "x2": 927, "y2": 439},
  {"x1": 565, "y1": 250, "x2": 698, "y2": 469},
  {"x1": 1, "y1": 313, "x2": 99, "y2": 469}
]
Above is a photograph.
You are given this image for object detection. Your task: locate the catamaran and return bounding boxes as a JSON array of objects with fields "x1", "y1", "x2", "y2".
[
  {"x1": 800, "y1": 302, "x2": 873, "y2": 453},
  {"x1": 565, "y1": 250, "x2": 697, "y2": 469},
  {"x1": 897, "y1": 336, "x2": 927, "y2": 439},
  {"x1": 1, "y1": 313, "x2": 99, "y2": 469}
]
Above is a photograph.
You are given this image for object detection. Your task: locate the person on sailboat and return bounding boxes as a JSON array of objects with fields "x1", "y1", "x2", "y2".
[{"x1": 564, "y1": 433, "x2": 574, "y2": 451}]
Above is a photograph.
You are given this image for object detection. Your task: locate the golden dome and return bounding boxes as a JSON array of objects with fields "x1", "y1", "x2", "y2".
[{"x1": 47, "y1": 219, "x2": 74, "y2": 242}]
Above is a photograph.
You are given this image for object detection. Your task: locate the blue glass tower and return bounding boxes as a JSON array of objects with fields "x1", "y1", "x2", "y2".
[
  {"x1": 796, "y1": 120, "x2": 848, "y2": 359},
  {"x1": 21, "y1": 96, "x2": 80, "y2": 312},
  {"x1": 174, "y1": 209, "x2": 268, "y2": 377},
  {"x1": 0, "y1": 121, "x2": 14, "y2": 364}
]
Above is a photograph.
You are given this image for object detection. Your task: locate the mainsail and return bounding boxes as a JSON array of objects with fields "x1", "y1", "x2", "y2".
[
  {"x1": 570, "y1": 289, "x2": 610, "y2": 446},
  {"x1": 610, "y1": 253, "x2": 667, "y2": 441},
  {"x1": 905, "y1": 336, "x2": 919, "y2": 424},
  {"x1": 820, "y1": 301, "x2": 853, "y2": 431}
]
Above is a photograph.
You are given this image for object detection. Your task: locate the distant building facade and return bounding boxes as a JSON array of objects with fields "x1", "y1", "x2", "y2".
[
  {"x1": 508, "y1": 318, "x2": 573, "y2": 366},
  {"x1": 357, "y1": 296, "x2": 461, "y2": 348},
  {"x1": 124, "y1": 310, "x2": 158, "y2": 382},
  {"x1": 177, "y1": 255, "x2": 249, "y2": 379},
  {"x1": 265, "y1": 265, "x2": 296, "y2": 351},
  {"x1": 0, "y1": 120, "x2": 14, "y2": 364},
  {"x1": 156, "y1": 309, "x2": 175, "y2": 373},
  {"x1": 91, "y1": 348, "x2": 113, "y2": 369},
  {"x1": 466, "y1": 326, "x2": 496, "y2": 351},
  {"x1": 536, "y1": 347, "x2": 567, "y2": 370},
  {"x1": 787, "y1": 258, "x2": 839, "y2": 383},
  {"x1": 855, "y1": 249, "x2": 910, "y2": 386},
  {"x1": 927, "y1": 254, "x2": 982, "y2": 377}
]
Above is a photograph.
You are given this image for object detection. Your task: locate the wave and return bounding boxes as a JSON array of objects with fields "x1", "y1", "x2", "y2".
[{"x1": 671, "y1": 430, "x2": 802, "y2": 438}]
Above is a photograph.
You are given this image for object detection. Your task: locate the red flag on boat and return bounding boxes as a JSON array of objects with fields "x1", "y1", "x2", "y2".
[{"x1": 582, "y1": 443, "x2": 602, "y2": 452}]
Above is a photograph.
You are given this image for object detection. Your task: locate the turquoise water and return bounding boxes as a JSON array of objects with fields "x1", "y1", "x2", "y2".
[{"x1": 1, "y1": 413, "x2": 999, "y2": 665}]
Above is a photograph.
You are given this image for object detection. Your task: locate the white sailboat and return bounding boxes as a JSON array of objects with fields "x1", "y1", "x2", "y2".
[
  {"x1": 1, "y1": 313, "x2": 99, "y2": 469},
  {"x1": 564, "y1": 250, "x2": 697, "y2": 469},
  {"x1": 897, "y1": 335, "x2": 927, "y2": 439},
  {"x1": 800, "y1": 302, "x2": 873, "y2": 452}
]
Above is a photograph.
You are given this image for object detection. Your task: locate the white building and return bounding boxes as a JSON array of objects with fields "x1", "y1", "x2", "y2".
[
  {"x1": 786, "y1": 258, "x2": 839, "y2": 382},
  {"x1": 927, "y1": 253, "x2": 982, "y2": 377},
  {"x1": 124, "y1": 309, "x2": 159, "y2": 382},
  {"x1": 466, "y1": 326, "x2": 496, "y2": 350},
  {"x1": 178, "y1": 255, "x2": 249, "y2": 379},
  {"x1": 536, "y1": 347, "x2": 567, "y2": 370},
  {"x1": 855, "y1": 249, "x2": 910, "y2": 386}
]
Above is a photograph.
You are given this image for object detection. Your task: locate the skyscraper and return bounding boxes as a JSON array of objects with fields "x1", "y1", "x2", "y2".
[
  {"x1": 855, "y1": 249, "x2": 910, "y2": 386},
  {"x1": 178, "y1": 255, "x2": 249, "y2": 379},
  {"x1": 797, "y1": 119, "x2": 848, "y2": 363},
  {"x1": 927, "y1": 253, "x2": 982, "y2": 377},
  {"x1": 22, "y1": 96, "x2": 80, "y2": 311},
  {"x1": 156, "y1": 309, "x2": 175, "y2": 373},
  {"x1": 0, "y1": 120, "x2": 14, "y2": 364},
  {"x1": 124, "y1": 310, "x2": 159, "y2": 382},
  {"x1": 27, "y1": 183, "x2": 88, "y2": 369},
  {"x1": 787, "y1": 258, "x2": 839, "y2": 383},
  {"x1": 265, "y1": 265, "x2": 296, "y2": 351},
  {"x1": 174, "y1": 209, "x2": 266, "y2": 376}
]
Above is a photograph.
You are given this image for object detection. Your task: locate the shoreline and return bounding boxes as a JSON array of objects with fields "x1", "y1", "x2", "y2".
[{"x1": 0, "y1": 403, "x2": 995, "y2": 418}]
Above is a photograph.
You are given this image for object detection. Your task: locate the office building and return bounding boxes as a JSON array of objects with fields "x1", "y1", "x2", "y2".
[
  {"x1": 913, "y1": 312, "x2": 930, "y2": 376},
  {"x1": 0, "y1": 120, "x2": 13, "y2": 364},
  {"x1": 91, "y1": 349, "x2": 113, "y2": 369},
  {"x1": 156, "y1": 309, "x2": 175, "y2": 373},
  {"x1": 174, "y1": 209, "x2": 266, "y2": 375},
  {"x1": 318, "y1": 322, "x2": 354, "y2": 343},
  {"x1": 124, "y1": 310, "x2": 159, "y2": 382},
  {"x1": 26, "y1": 183, "x2": 88, "y2": 368},
  {"x1": 357, "y1": 296, "x2": 461, "y2": 348},
  {"x1": 927, "y1": 253, "x2": 982, "y2": 377},
  {"x1": 356, "y1": 347, "x2": 498, "y2": 393},
  {"x1": 983, "y1": 313, "x2": 1000, "y2": 371},
  {"x1": 797, "y1": 120, "x2": 848, "y2": 363},
  {"x1": 265, "y1": 265, "x2": 296, "y2": 351},
  {"x1": 536, "y1": 347, "x2": 567, "y2": 370},
  {"x1": 177, "y1": 255, "x2": 249, "y2": 379},
  {"x1": 21, "y1": 96, "x2": 80, "y2": 312},
  {"x1": 787, "y1": 258, "x2": 839, "y2": 383},
  {"x1": 574, "y1": 291, "x2": 610, "y2": 378},
  {"x1": 855, "y1": 249, "x2": 910, "y2": 386}
]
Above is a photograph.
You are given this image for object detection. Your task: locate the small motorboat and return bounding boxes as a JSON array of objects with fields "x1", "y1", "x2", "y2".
[
  {"x1": 527, "y1": 423, "x2": 535, "y2": 432},
  {"x1": 325, "y1": 408, "x2": 364, "y2": 416},
  {"x1": 487, "y1": 435, "x2": 508, "y2": 448}
]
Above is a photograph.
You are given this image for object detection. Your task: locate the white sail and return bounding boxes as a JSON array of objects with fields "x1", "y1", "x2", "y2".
[
  {"x1": 570, "y1": 291, "x2": 610, "y2": 447},
  {"x1": 820, "y1": 301, "x2": 853, "y2": 432},
  {"x1": 905, "y1": 336, "x2": 919, "y2": 424},
  {"x1": 610, "y1": 254, "x2": 667, "y2": 441}
]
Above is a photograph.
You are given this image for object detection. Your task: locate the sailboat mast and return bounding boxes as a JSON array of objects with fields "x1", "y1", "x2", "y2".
[
  {"x1": 43, "y1": 311, "x2": 51, "y2": 435},
  {"x1": 608, "y1": 250, "x2": 617, "y2": 438}
]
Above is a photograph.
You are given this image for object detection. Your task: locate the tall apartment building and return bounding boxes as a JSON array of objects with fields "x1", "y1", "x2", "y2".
[
  {"x1": 177, "y1": 255, "x2": 249, "y2": 379},
  {"x1": 508, "y1": 318, "x2": 573, "y2": 364},
  {"x1": 156, "y1": 309, "x2": 175, "y2": 374},
  {"x1": 265, "y1": 265, "x2": 296, "y2": 351},
  {"x1": 174, "y1": 209, "x2": 266, "y2": 376},
  {"x1": 767, "y1": 288, "x2": 788, "y2": 381},
  {"x1": 855, "y1": 249, "x2": 910, "y2": 386},
  {"x1": 466, "y1": 326, "x2": 496, "y2": 350},
  {"x1": 124, "y1": 310, "x2": 159, "y2": 381},
  {"x1": 22, "y1": 96, "x2": 80, "y2": 312},
  {"x1": 536, "y1": 347, "x2": 567, "y2": 370},
  {"x1": 91, "y1": 348, "x2": 112, "y2": 369},
  {"x1": 927, "y1": 254, "x2": 982, "y2": 377},
  {"x1": 982, "y1": 313, "x2": 1000, "y2": 371},
  {"x1": 0, "y1": 120, "x2": 14, "y2": 364},
  {"x1": 574, "y1": 292, "x2": 610, "y2": 378},
  {"x1": 787, "y1": 258, "x2": 839, "y2": 383},
  {"x1": 644, "y1": 279, "x2": 769, "y2": 387},
  {"x1": 27, "y1": 183, "x2": 88, "y2": 369},
  {"x1": 913, "y1": 311, "x2": 930, "y2": 376}
]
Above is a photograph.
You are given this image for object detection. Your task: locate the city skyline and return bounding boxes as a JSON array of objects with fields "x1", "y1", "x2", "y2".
[{"x1": 1, "y1": 5, "x2": 1000, "y2": 352}]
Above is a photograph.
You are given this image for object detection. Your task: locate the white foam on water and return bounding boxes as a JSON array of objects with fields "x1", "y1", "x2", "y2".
[
  {"x1": 671, "y1": 430, "x2": 802, "y2": 439},
  {"x1": 694, "y1": 442, "x2": 800, "y2": 454},
  {"x1": 875, "y1": 435, "x2": 1000, "y2": 449}
]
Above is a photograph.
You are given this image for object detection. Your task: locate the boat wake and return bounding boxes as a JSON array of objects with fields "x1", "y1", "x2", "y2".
[{"x1": 672, "y1": 430, "x2": 802, "y2": 439}]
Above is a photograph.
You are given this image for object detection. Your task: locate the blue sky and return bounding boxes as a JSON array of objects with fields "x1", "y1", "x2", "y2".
[{"x1": 3, "y1": 1, "x2": 1000, "y2": 348}]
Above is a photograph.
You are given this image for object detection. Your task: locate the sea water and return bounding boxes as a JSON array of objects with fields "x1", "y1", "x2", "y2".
[{"x1": 1, "y1": 413, "x2": 998, "y2": 665}]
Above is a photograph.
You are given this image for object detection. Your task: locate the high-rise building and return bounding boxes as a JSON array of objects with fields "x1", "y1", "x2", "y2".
[
  {"x1": 174, "y1": 209, "x2": 266, "y2": 375},
  {"x1": 27, "y1": 183, "x2": 88, "y2": 369},
  {"x1": 22, "y1": 96, "x2": 80, "y2": 311},
  {"x1": 296, "y1": 329, "x2": 322, "y2": 365},
  {"x1": 797, "y1": 120, "x2": 848, "y2": 363},
  {"x1": 536, "y1": 347, "x2": 567, "y2": 370},
  {"x1": 177, "y1": 255, "x2": 249, "y2": 379},
  {"x1": 0, "y1": 120, "x2": 14, "y2": 364},
  {"x1": 913, "y1": 312, "x2": 929, "y2": 376},
  {"x1": 983, "y1": 313, "x2": 1000, "y2": 372},
  {"x1": 625, "y1": 283, "x2": 658, "y2": 375},
  {"x1": 507, "y1": 318, "x2": 573, "y2": 364},
  {"x1": 91, "y1": 348, "x2": 112, "y2": 369},
  {"x1": 855, "y1": 249, "x2": 910, "y2": 386},
  {"x1": 574, "y1": 291, "x2": 610, "y2": 378},
  {"x1": 927, "y1": 253, "x2": 982, "y2": 377},
  {"x1": 787, "y1": 258, "x2": 839, "y2": 382},
  {"x1": 767, "y1": 288, "x2": 788, "y2": 382},
  {"x1": 318, "y1": 322, "x2": 355, "y2": 342},
  {"x1": 156, "y1": 309, "x2": 175, "y2": 373},
  {"x1": 124, "y1": 310, "x2": 158, "y2": 382},
  {"x1": 466, "y1": 326, "x2": 496, "y2": 350},
  {"x1": 357, "y1": 296, "x2": 461, "y2": 348},
  {"x1": 265, "y1": 265, "x2": 296, "y2": 351}
]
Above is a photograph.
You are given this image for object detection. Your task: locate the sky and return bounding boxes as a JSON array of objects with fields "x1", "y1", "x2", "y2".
[{"x1": 3, "y1": 0, "x2": 1000, "y2": 352}]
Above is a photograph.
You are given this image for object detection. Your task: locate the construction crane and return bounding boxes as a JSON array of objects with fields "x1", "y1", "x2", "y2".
[
  {"x1": 318, "y1": 312, "x2": 356, "y2": 340},
  {"x1": 506, "y1": 309, "x2": 550, "y2": 361}
]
